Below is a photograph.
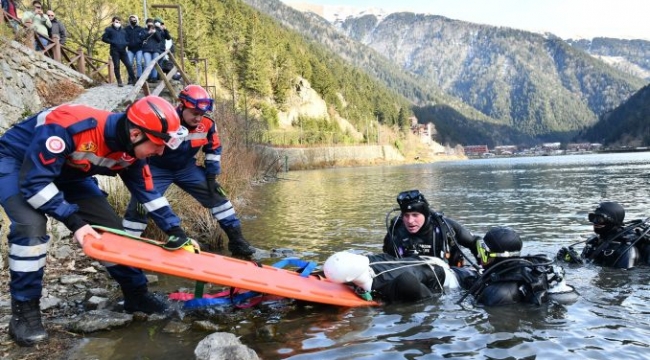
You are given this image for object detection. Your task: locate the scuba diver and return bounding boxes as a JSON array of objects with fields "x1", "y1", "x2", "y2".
[
  {"x1": 383, "y1": 190, "x2": 479, "y2": 267},
  {"x1": 557, "y1": 201, "x2": 650, "y2": 269},
  {"x1": 461, "y1": 227, "x2": 577, "y2": 306},
  {"x1": 323, "y1": 251, "x2": 478, "y2": 303}
]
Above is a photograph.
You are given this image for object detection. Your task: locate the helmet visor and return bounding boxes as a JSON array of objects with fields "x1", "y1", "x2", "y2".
[
  {"x1": 141, "y1": 126, "x2": 188, "y2": 150},
  {"x1": 164, "y1": 126, "x2": 189, "y2": 150},
  {"x1": 183, "y1": 97, "x2": 214, "y2": 112}
]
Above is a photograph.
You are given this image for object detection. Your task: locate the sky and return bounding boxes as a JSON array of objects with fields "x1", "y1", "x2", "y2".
[{"x1": 282, "y1": 0, "x2": 650, "y2": 40}]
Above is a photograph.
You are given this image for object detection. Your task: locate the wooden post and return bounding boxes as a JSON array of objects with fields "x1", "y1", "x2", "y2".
[
  {"x1": 107, "y1": 56, "x2": 114, "y2": 83},
  {"x1": 77, "y1": 48, "x2": 86, "y2": 76},
  {"x1": 52, "y1": 36, "x2": 61, "y2": 62}
]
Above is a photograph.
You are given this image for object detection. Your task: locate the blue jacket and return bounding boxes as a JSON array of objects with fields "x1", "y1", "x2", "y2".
[
  {"x1": 124, "y1": 24, "x2": 146, "y2": 51},
  {"x1": 0, "y1": 105, "x2": 182, "y2": 233},
  {"x1": 149, "y1": 110, "x2": 222, "y2": 175},
  {"x1": 102, "y1": 25, "x2": 129, "y2": 50}
]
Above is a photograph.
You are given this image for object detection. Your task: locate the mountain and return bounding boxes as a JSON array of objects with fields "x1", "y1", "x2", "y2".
[
  {"x1": 579, "y1": 83, "x2": 650, "y2": 146},
  {"x1": 566, "y1": 37, "x2": 650, "y2": 81},
  {"x1": 336, "y1": 13, "x2": 646, "y2": 138},
  {"x1": 267, "y1": 2, "x2": 650, "y2": 145}
]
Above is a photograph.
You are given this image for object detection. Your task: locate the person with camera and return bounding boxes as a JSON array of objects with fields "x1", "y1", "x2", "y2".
[{"x1": 142, "y1": 18, "x2": 163, "y2": 83}]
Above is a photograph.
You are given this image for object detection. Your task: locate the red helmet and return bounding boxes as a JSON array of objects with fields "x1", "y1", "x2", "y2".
[
  {"x1": 178, "y1": 85, "x2": 213, "y2": 112},
  {"x1": 127, "y1": 95, "x2": 188, "y2": 149}
]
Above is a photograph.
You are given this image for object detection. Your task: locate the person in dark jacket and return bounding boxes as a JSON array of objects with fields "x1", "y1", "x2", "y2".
[
  {"x1": 102, "y1": 16, "x2": 136, "y2": 87},
  {"x1": 46, "y1": 10, "x2": 66, "y2": 45},
  {"x1": 125, "y1": 14, "x2": 145, "y2": 79},
  {"x1": 557, "y1": 201, "x2": 650, "y2": 269},
  {"x1": 464, "y1": 227, "x2": 577, "y2": 306},
  {"x1": 383, "y1": 190, "x2": 479, "y2": 267},
  {"x1": 324, "y1": 251, "x2": 476, "y2": 303},
  {"x1": 141, "y1": 18, "x2": 162, "y2": 82}
]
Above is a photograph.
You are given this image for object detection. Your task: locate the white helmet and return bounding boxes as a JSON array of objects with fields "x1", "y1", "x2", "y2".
[{"x1": 323, "y1": 252, "x2": 373, "y2": 292}]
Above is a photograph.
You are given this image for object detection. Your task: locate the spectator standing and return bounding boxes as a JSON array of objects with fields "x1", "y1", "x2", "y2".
[
  {"x1": 2, "y1": 0, "x2": 18, "y2": 18},
  {"x1": 125, "y1": 14, "x2": 145, "y2": 80},
  {"x1": 22, "y1": 1, "x2": 50, "y2": 50},
  {"x1": 155, "y1": 18, "x2": 171, "y2": 56},
  {"x1": 141, "y1": 18, "x2": 162, "y2": 83},
  {"x1": 102, "y1": 16, "x2": 136, "y2": 87},
  {"x1": 2, "y1": 0, "x2": 19, "y2": 30},
  {"x1": 46, "y1": 10, "x2": 66, "y2": 45}
]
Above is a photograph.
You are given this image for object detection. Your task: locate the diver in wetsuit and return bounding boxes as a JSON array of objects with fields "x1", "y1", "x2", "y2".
[
  {"x1": 463, "y1": 227, "x2": 576, "y2": 306},
  {"x1": 557, "y1": 201, "x2": 650, "y2": 269},
  {"x1": 383, "y1": 190, "x2": 478, "y2": 267}
]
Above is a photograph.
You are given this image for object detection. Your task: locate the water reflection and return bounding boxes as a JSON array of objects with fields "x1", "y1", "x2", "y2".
[
  {"x1": 76, "y1": 153, "x2": 650, "y2": 359},
  {"x1": 241, "y1": 153, "x2": 650, "y2": 359}
]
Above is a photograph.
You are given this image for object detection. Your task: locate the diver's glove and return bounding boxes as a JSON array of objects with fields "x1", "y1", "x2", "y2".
[{"x1": 556, "y1": 246, "x2": 583, "y2": 264}]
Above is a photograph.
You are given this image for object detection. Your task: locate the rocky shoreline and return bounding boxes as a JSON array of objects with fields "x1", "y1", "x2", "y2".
[{"x1": 0, "y1": 221, "x2": 263, "y2": 360}]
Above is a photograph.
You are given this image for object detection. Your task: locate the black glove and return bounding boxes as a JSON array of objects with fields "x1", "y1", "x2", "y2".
[
  {"x1": 556, "y1": 246, "x2": 583, "y2": 264},
  {"x1": 164, "y1": 226, "x2": 191, "y2": 250},
  {"x1": 206, "y1": 174, "x2": 227, "y2": 198}
]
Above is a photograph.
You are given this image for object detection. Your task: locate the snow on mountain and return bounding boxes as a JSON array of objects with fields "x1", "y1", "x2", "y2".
[{"x1": 282, "y1": 1, "x2": 390, "y2": 24}]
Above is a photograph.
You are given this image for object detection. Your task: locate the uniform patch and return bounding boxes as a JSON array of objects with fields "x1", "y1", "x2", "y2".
[
  {"x1": 79, "y1": 141, "x2": 97, "y2": 152},
  {"x1": 45, "y1": 136, "x2": 65, "y2": 154},
  {"x1": 121, "y1": 153, "x2": 135, "y2": 162},
  {"x1": 196, "y1": 123, "x2": 206, "y2": 133}
]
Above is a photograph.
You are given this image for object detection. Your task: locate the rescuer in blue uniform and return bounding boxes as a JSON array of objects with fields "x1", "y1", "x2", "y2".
[
  {"x1": 122, "y1": 85, "x2": 256, "y2": 257},
  {"x1": 0, "y1": 96, "x2": 191, "y2": 346}
]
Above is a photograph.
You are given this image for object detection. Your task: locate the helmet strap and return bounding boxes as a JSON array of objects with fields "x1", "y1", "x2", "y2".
[{"x1": 126, "y1": 122, "x2": 149, "y2": 155}]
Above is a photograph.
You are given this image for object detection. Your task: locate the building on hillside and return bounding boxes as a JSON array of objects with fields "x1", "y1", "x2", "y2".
[
  {"x1": 494, "y1": 145, "x2": 517, "y2": 155},
  {"x1": 463, "y1": 145, "x2": 489, "y2": 155},
  {"x1": 567, "y1": 142, "x2": 603, "y2": 152},
  {"x1": 542, "y1": 142, "x2": 561, "y2": 151}
]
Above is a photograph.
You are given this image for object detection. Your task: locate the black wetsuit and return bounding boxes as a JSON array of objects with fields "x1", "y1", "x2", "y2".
[
  {"x1": 383, "y1": 212, "x2": 477, "y2": 266},
  {"x1": 469, "y1": 256, "x2": 555, "y2": 306},
  {"x1": 367, "y1": 254, "x2": 447, "y2": 303},
  {"x1": 581, "y1": 225, "x2": 650, "y2": 268}
]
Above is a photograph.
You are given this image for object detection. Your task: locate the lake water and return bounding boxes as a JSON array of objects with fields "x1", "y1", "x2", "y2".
[{"x1": 76, "y1": 152, "x2": 650, "y2": 359}]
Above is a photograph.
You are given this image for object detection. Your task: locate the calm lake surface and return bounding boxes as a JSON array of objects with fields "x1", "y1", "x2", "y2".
[{"x1": 77, "y1": 152, "x2": 650, "y2": 359}]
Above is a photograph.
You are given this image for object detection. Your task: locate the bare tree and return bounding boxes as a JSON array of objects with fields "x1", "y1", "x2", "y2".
[{"x1": 55, "y1": 0, "x2": 115, "y2": 56}]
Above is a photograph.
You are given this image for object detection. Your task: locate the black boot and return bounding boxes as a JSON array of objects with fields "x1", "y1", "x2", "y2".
[
  {"x1": 9, "y1": 298, "x2": 48, "y2": 347},
  {"x1": 223, "y1": 226, "x2": 255, "y2": 257},
  {"x1": 122, "y1": 286, "x2": 168, "y2": 314}
]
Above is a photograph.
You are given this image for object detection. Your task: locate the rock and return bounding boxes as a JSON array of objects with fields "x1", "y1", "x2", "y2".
[
  {"x1": 52, "y1": 245, "x2": 74, "y2": 260},
  {"x1": 192, "y1": 320, "x2": 221, "y2": 332},
  {"x1": 60, "y1": 274, "x2": 89, "y2": 284},
  {"x1": 41, "y1": 295, "x2": 62, "y2": 310},
  {"x1": 85, "y1": 288, "x2": 111, "y2": 299},
  {"x1": 162, "y1": 320, "x2": 191, "y2": 333},
  {"x1": 66, "y1": 310, "x2": 133, "y2": 333},
  {"x1": 84, "y1": 296, "x2": 109, "y2": 311},
  {"x1": 145, "y1": 274, "x2": 159, "y2": 284},
  {"x1": 194, "y1": 332, "x2": 260, "y2": 360}
]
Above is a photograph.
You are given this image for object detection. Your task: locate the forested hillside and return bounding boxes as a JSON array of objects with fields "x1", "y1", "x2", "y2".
[
  {"x1": 579, "y1": 83, "x2": 650, "y2": 146},
  {"x1": 567, "y1": 37, "x2": 650, "y2": 81},
  {"x1": 50, "y1": 0, "x2": 414, "y2": 143}
]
